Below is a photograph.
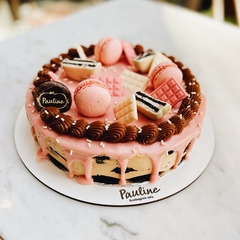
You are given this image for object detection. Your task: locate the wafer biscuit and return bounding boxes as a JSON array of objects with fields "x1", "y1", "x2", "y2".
[
  {"x1": 150, "y1": 77, "x2": 188, "y2": 107},
  {"x1": 76, "y1": 45, "x2": 87, "y2": 59},
  {"x1": 121, "y1": 69, "x2": 149, "y2": 92},
  {"x1": 135, "y1": 91, "x2": 171, "y2": 120},
  {"x1": 90, "y1": 75, "x2": 123, "y2": 96},
  {"x1": 113, "y1": 94, "x2": 138, "y2": 124},
  {"x1": 132, "y1": 51, "x2": 155, "y2": 73},
  {"x1": 62, "y1": 59, "x2": 101, "y2": 81},
  {"x1": 148, "y1": 52, "x2": 172, "y2": 76}
]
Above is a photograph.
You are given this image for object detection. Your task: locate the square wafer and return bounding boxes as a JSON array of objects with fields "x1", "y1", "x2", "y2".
[
  {"x1": 113, "y1": 94, "x2": 138, "y2": 124},
  {"x1": 121, "y1": 69, "x2": 149, "y2": 92},
  {"x1": 150, "y1": 77, "x2": 188, "y2": 107},
  {"x1": 90, "y1": 75, "x2": 123, "y2": 96},
  {"x1": 148, "y1": 52, "x2": 172, "y2": 76},
  {"x1": 76, "y1": 45, "x2": 87, "y2": 59},
  {"x1": 132, "y1": 51, "x2": 155, "y2": 73}
]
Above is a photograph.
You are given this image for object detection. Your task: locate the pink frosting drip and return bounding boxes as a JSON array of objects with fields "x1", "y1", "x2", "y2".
[{"x1": 25, "y1": 55, "x2": 206, "y2": 185}]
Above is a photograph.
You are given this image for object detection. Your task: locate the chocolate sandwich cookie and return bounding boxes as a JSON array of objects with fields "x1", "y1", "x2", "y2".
[
  {"x1": 34, "y1": 81, "x2": 72, "y2": 113},
  {"x1": 61, "y1": 58, "x2": 101, "y2": 81}
]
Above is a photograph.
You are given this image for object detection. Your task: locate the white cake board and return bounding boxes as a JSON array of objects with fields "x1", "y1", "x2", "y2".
[{"x1": 14, "y1": 107, "x2": 215, "y2": 206}]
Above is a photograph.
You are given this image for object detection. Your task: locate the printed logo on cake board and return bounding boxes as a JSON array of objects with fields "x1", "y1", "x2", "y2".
[{"x1": 15, "y1": 107, "x2": 215, "y2": 206}]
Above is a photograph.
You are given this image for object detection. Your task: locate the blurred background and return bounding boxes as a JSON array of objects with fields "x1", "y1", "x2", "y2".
[{"x1": 0, "y1": 0, "x2": 238, "y2": 42}]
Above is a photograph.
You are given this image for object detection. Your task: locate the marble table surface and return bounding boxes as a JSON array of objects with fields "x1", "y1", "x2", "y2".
[{"x1": 0, "y1": 0, "x2": 240, "y2": 239}]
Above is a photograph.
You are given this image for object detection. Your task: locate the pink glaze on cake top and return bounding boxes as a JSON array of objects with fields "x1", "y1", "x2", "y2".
[
  {"x1": 150, "y1": 62, "x2": 183, "y2": 89},
  {"x1": 26, "y1": 61, "x2": 206, "y2": 186},
  {"x1": 94, "y1": 37, "x2": 123, "y2": 65},
  {"x1": 74, "y1": 79, "x2": 111, "y2": 117},
  {"x1": 26, "y1": 39, "x2": 206, "y2": 186}
]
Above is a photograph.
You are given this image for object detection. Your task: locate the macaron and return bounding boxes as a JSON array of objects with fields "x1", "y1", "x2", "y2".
[
  {"x1": 94, "y1": 37, "x2": 123, "y2": 65},
  {"x1": 74, "y1": 79, "x2": 111, "y2": 117},
  {"x1": 149, "y1": 62, "x2": 183, "y2": 89}
]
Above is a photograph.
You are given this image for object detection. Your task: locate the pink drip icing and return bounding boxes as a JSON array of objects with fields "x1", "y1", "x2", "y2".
[
  {"x1": 173, "y1": 146, "x2": 186, "y2": 169},
  {"x1": 77, "y1": 175, "x2": 93, "y2": 185},
  {"x1": 118, "y1": 159, "x2": 129, "y2": 186},
  {"x1": 66, "y1": 151, "x2": 93, "y2": 185},
  {"x1": 77, "y1": 158, "x2": 94, "y2": 185},
  {"x1": 36, "y1": 148, "x2": 48, "y2": 161},
  {"x1": 30, "y1": 126, "x2": 38, "y2": 141},
  {"x1": 184, "y1": 137, "x2": 197, "y2": 160},
  {"x1": 35, "y1": 131, "x2": 49, "y2": 162},
  {"x1": 25, "y1": 57, "x2": 207, "y2": 185},
  {"x1": 149, "y1": 152, "x2": 165, "y2": 183},
  {"x1": 26, "y1": 95, "x2": 206, "y2": 184},
  {"x1": 107, "y1": 152, "x2": 136, "y2": 186}
]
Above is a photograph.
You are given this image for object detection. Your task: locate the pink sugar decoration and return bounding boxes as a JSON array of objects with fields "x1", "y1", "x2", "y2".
[
  {"x1": 90, "y1": 75, "x2": 123, "y2": 96},
  {"x1": 122, "y1": 41, "x2": 137, "y2": 65},
  {"x1": 150, "y1": 78, "x2": 188, "y2": 107}
]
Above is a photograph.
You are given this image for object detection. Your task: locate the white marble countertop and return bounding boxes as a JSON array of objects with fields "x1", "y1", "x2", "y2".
[{"x1": 0, "y1": 0, "x2": 240, "y2": 239}]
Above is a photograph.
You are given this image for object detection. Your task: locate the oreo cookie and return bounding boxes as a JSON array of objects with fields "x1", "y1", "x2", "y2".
[{"x1": 34, "y1": 81, "x2": 72, "y2": 113}]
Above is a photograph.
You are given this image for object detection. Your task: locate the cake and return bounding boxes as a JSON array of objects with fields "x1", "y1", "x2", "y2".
[{"x1": 25, "y1": 37, "x2": 206, "y2": 186}]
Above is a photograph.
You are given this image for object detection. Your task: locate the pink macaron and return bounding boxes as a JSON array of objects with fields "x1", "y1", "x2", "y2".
[
  {"x1": 149, "y1": 62, "x2": 183, "y2": 89},
  {"x1": 74, "y1": 79, "x2": 111, "y2": 117},
  {"x1": 94, "y1": 37, "x2": 123, "y2": 65}
]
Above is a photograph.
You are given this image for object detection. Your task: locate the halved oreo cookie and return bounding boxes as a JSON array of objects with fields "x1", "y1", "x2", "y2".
[{"x1": 34, "y1": 81, "x2": 72, "y2": 113}]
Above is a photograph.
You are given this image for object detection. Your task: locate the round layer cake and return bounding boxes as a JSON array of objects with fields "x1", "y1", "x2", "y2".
[{"x1": 25, "y1": 37, "x2": 206, "y2": 185}]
